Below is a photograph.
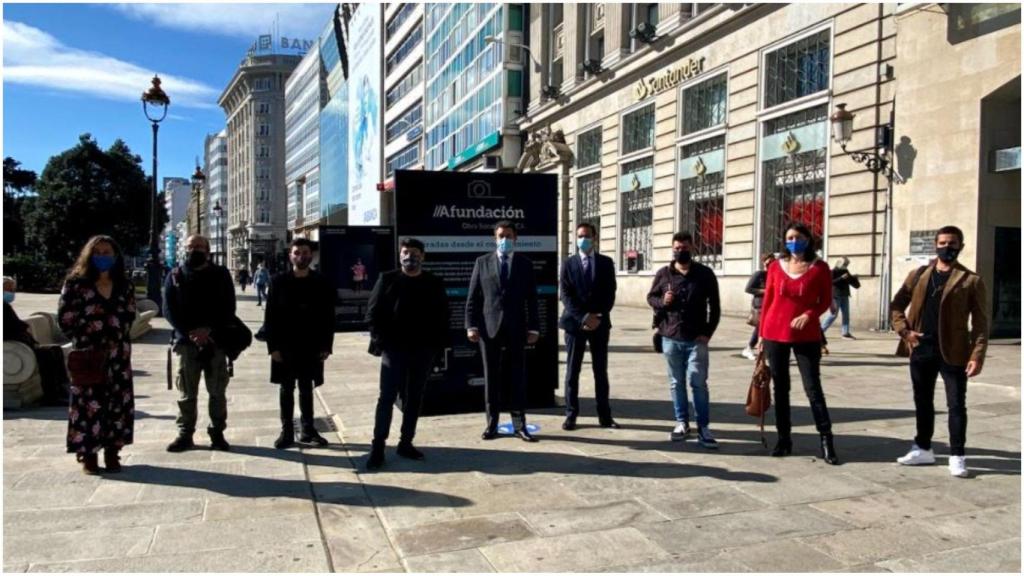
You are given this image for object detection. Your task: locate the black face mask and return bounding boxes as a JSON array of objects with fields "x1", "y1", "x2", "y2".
[
  {"x1": 188, "y1": 250, "x2": 208, "y2": 268},
  {"x1": 673, "y1": 250, "x2": 692, "y2": 264},
  {"x1": 936, "y1": 246, "x2": 960, "y2": 263}
]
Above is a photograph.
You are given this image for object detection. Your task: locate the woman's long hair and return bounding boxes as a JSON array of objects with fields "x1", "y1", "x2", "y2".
[
  {"x1": 781, "y1": 222, "x2": 818, "y2": 263},
  {"x1": 66, "y1": 235, "x2": 129, "y2": 287}
]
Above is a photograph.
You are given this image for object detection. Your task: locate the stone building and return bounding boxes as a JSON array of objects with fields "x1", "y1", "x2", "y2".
[
  {"x1": 516, "y1": 3, "x2": 1020, "y2": 332},
  {"x1": 219, "y1": 53, "x2": 302, "y2": 273}
]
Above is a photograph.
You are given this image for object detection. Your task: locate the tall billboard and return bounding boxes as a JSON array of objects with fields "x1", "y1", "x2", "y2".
[
  {"x1": 394, "y1": 170, "x2": 559, "y2": 415},
  {"x1": 318, "y1": 226, "x2": 395, "y2": 332},
  {"x1": 347, "y1": 4, "x2": 382, "y2": 225}
]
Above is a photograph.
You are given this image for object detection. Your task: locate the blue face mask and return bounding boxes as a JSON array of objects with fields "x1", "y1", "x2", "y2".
[
  {"x1": 3, "y1": 291, "x2": 14, "y2": 304},
  {"x1": 577, "y1": 237, "x2": 593, "y2": 253},
  {"x1": 91, "y1": 255, "x2": 116, "y2": 272},
  {"x1": 786, "y1": 239, "x2": 809, "y2": 255},
  {"x1": 497, "y1": 237, "x2": 514, "y2": 254}
]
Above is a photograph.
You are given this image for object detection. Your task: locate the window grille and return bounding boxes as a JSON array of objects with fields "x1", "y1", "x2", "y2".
[
  {"x1": 576, "y1": 173, "x2": 602, "y2": 239},
  {"x1": 622, "y1": 104, "x2": 655, "y2": 155},
  {"x1": 576, "y1": 127, "x2": 603, "y2": 169},
  {"x1": 620, "y1": 157, "x2": 654, "y2": 271},
  {"x1": 681, "y1": 74, "x2": 727, "y2": 135},
  {"x1": 679, "y1": 136, "x2": 725, "y2": 267},
  {"x1": 760, "y1": 105, "x2": 828, "y2": 256},
  {"x1": 764, "y1": 30, "x2": 830, "y2": 108}
]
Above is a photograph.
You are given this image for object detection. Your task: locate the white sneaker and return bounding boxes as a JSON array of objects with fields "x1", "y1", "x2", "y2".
[
  {"x1": 948, "y1": 456, "x2": 969, "y2": 478},
  {"x1": 741, "y1": 347, "x2": 756, "y2": 360},
  {"x1": 896, "y1": 444, "x2": 936, "y2": 466},
  {"x1": 670, "y1": 423, "x2": 688, "y2": 442}
]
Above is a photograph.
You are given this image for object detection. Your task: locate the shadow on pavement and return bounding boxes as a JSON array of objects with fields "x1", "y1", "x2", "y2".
[{"x1": 110, "y1": 463, "x2": 475, "y2": 507}]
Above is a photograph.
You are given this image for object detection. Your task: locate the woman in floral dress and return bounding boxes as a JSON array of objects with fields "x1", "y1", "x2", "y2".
[{"x1": 58, "y1": 235, "x2": 137, "y2": 474}]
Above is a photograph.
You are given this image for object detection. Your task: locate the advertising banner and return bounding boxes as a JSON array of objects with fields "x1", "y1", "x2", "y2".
[
  {"x1": 346, "y1": 4, "x2": 382, "y2": 225},
  {"x1": 394, "y1": 170, "x2": 559, "y2": 415},
  {"x1": 318, "y1": 225, "x2": 395, "y2": 332}
]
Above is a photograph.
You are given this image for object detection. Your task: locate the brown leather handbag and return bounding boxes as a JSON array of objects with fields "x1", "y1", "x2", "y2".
[
  {"x1": 67, "y1": 348, "x2": 108, "y2": 387},
  {"x1": 745, "y1": 350, "x2": 772, "y2": 447}
]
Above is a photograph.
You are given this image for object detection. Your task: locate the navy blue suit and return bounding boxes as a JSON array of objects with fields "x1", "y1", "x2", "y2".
[
  {"x1": 559, "y1": 251, "x2": 616, "y2": 421},
  {"x1": 466, "y1": 251, "x2": 540, "y2": 432}
]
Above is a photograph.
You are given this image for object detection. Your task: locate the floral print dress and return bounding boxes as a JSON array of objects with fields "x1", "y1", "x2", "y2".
[{"x1": 58, "y1": 277, "x2": 137, "y2": 457}]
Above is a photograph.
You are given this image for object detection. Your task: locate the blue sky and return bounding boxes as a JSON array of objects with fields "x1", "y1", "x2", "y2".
[{"x1": 3, "y1": 3, "x2": 337, "y2": 183}]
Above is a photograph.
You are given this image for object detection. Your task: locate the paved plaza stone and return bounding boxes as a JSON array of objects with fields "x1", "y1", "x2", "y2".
[{"x1": 5, "y1": 290, "x2": 1020, "y2": 572}]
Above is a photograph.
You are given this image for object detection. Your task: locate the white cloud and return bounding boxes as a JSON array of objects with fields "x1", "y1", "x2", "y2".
[
  {"x1": 112, "y1": 3, "x2": 336, "y2": 39},
  {"x1": 3, "y1": 20, "x2": 220, "y2": 109}
]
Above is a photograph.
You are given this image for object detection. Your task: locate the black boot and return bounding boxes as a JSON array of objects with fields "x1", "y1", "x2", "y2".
[
  {"x1": 208, "y1": 429, "x2": 231, "y2": 451},
  {"x1": 771, "y1": 436, "x2": 792, "y2": 457},
  {"x1": 274, "y1": 426, "x2": 295, "y2": 449},
  {"x1": 396, "y1": 439, "x2": 424, "y2": 460},
  {"x1": 366, "y1": 440, "x2": 385, "y2": 470},
  {"x1": 277, "y1": 384, "x2": 296, "y2": 449},
  {"x1": 300, "y1": 428, "x2": 329, "y2": 446},
  {"x1": 820, "y1": 433, "x2": 839, "y2": 465},
  {"x1": 166, "y1": 433, "x2": 195, "y2": 453}
]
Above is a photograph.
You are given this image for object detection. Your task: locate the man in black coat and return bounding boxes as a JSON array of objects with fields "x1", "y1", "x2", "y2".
[
  {"x1": 560, "y1": 222, "x2": 619, "y2": 431},
  {"x1": 264, "y1": 238, "x2": 335, "y2": 449},
  {"x1": 364, "y1": 237, "x2": 449, "y2": 470},
  {"x1": 163, "y1": 235, "x2": 236, "y2": 452},
  {"x1": 466, "y1": 220, "x2": 541, "y2": 442}
]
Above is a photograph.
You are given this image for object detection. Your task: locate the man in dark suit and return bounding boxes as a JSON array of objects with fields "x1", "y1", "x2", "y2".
[
  {"x1": 466, "y1": 220, "x2": 541, "y2": 442},
  {"x1": 560, "y1": 222, "x2": 619, "y2": 431}
]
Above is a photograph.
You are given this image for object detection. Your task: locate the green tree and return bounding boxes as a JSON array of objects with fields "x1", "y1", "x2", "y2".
[
  {"x1": 25, "y1": 134, "x2": 167, "y2": 267},
  {"x1": 3, "y1": 157, "x2": 38, "y2": 255}
]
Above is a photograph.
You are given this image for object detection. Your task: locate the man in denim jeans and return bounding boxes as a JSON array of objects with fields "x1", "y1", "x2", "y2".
[{"x1": 647, "y1": 232, "x2": 721, "y2": 448}]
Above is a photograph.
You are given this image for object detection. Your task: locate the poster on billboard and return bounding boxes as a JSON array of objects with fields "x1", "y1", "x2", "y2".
[
  {"x1": 347, "y1": 4, "x2": 382, "y2": 226},
  {"x1": 318, "y1": 226, "x2": 395, "y2": 332},
  {"x1": 394, "y1": 170, "x2": 559, "y2": 415}
]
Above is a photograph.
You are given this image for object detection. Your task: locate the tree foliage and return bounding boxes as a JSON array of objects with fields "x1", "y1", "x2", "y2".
[
  {"x1": 25, "y1": 134, "x2": 167, "y2": 267},
  {"x1": 3, "y1": 157, "x2": 38, "y2": 255}
]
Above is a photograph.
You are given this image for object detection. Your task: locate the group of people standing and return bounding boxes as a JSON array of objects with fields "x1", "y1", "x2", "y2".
[{"x1": 47, "y1": 221, "x2": 987, "y2": 480}]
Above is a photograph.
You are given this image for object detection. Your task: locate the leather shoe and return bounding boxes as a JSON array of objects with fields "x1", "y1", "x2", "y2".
[
  {"x1": 599, "y1": 419, "x2": 621, "y2": 429},
  {"x1": 481, "y1": 428, "x2": 499, "y2": 440},
  {"x1": 561, "y1": 418, "x2": 577, "y2": 431},
  {"x1": 514, "y1": 429, "x2": 538, "y2": 442}
]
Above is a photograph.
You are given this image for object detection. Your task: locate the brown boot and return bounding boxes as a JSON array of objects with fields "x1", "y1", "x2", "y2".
[
  {"x1": 81, "y1": 453, "x2": 100, "y2": 475},
  {"x1": 103, "y1": 447, "x2": 122, "y2": 473}
]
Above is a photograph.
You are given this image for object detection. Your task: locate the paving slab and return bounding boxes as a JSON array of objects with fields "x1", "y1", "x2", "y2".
[
  {"x1": 876, "y1": 537, "x2": 1022, "y2": 572},
  {"x1": 402, "y1": 548, "x2": 497, "y2": 573},
  {"x1": 480, "y1": 526, "x2": 671, "y2": 572},
  {"x1": 391, "y1": 512, "x2": 536, "y2": 557},
  {"x1": 25, "y1": 543, "x2": 330, "y2": 572}
]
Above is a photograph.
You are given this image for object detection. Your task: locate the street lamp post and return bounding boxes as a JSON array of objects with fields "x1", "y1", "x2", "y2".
[
  {"x1": 212, "y1": 200, "x2": 225, "y2": 265},
  {"x1": 191, "y1": 165, "x2": 206, "y2": 236},
  {"x1": 142, "y1": 76, "x2": 170, "y2": 311},
  {"x1": 830, "y1": 102, "x2": 902, "y2": 332}
]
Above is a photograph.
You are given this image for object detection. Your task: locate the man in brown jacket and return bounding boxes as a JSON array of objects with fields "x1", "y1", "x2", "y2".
[{"x1": 890, "y1": 225, "x2": 988, "y2": 478}]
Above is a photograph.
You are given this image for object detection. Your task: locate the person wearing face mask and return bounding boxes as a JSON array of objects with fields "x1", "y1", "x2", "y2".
[
  {"x1": 364, "y1": 238, "x2": 449, "y2": 469},
  {"x1": 758, "y1": 223, "x2": 838, "y2": 465},
  {"x1": 559, "y1": 222, "x2": 619, "y2": 431},
  {"x1": 163, "y1": 235, "x2": 237, "y2": 452},
  {"x1": 5, "y1": 276, "x2": 71, "y2": 406},
  {"x1": 264, "y1": 238, "x2": 336, "y2": 449},
  {"x1": 466, "y1": 220, "x2": 541, "y2": 442},
  {"x1": 57, "y1": 236, "x2": 137, "y2": 473},
  {"x1": 646, "y1": 232, "x2": 721, "y2": 448},
  {"x1": 890, "y1": 225, "x2": 988, "y2": 478}
]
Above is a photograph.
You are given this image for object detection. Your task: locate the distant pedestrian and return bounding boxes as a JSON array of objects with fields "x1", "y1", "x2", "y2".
[
  {"x1": 890, "y1": 225, "x2": 988, "y2": 478},
  {"x1": 742, "y1": 253, "x2": 775, "y2": 360},
  {"x1": 237, "y1": 267, "x2": 250, "y2": 292},
  {"x1": 254, "y1": 263, "x2": 270, "y2": 306},
  {"x1": 758, "y1": 223, "x2": 838, "y2": 465},
  {"x1": 560, "y1": 222, "x2": 619, "y2": 431},
  {"x1": 365, "y1": 238, "x2": 449, "y2": 469},
  {"x1": 646, "y1": 231, "x2": 721, "y2": 449},
  {"x1": 163, "y1": 235, "x2": 236, "y2": 452},
  {"x1": 821, "y1": 257, "x2": 860, "y2": 339},
  {"x1": 265, "y1": 239, "x2": 335, "y2": 449},
  {"x1": 58, "y1": 235, "x2": 137, "y2": 474}
]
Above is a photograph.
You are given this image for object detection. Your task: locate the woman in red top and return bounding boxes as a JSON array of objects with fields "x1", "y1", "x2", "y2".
[{"x1": 758, "y1": 223, "x2": 838, "y2": 464}]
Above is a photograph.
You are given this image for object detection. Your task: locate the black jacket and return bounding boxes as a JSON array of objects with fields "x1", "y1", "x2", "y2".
[
  {"x1": 745, "y1": 270, "x2": 768, "y2": 310},
  {"x1": 264, "y1": 271, "x2": 335, "y2": 385},
  {"x1": 365, "y1": 269, "x2": 449, "y2": 352},
  {"x1": 832, "y1": 268, "x2": 861, "y2": 297},
  {"x1": 465, "y1": 252, "x2": 540, "y2": 340},
  {"x1": 162, "y1": 264, "x2": 236, "y2": 347},
  {"x1": 559, "y1": 252, "x2": 616, "y2": 334},
  {"x1": 647, "y1": 262, "x2": 721, "y2": 341}
]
